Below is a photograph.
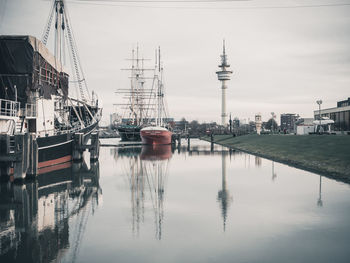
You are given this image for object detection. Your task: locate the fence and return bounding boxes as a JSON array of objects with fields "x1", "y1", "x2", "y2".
[{"x1": 0, "y1": 99, "x2": 20, "y2": 117}]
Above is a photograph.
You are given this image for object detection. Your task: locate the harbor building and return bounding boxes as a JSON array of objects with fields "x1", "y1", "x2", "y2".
[
  {"x1": 314, "y1": 97, "x2": 350, "y2": 132},
  {"x1": 295, "y1": 118, "x2": 315, "y2": 135},
  {"x1": 216, "y1": 40, "x2": 233, "y2": 126},
  {"x1": 280, "y1": 113, "x2": 299, "y2": 132}
]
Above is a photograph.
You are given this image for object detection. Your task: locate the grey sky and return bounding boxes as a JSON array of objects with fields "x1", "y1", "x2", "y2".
[{"x1": 1, "y1": 0, "x2": 349, "y2": 124}]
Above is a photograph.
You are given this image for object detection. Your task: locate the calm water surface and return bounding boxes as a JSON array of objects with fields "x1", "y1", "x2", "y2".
[{"x1": 1, "y1": 139, "x2": 350, "y2": 263}]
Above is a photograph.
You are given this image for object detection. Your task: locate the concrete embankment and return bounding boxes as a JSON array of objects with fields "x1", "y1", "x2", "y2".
[{"x1": 201, "y1": 134, "x2": 350, "y2": 183}]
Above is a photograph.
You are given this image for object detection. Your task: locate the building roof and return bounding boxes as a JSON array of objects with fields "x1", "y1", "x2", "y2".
[
  {"x1": 314, "y1": 105, "x2": 350, "y2": 115},
  {"x1": 296, "y1": 118, "x2": 314, "y2": 126}
]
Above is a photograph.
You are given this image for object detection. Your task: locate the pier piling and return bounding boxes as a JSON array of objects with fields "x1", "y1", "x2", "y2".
[
  {"x1": 14, "y1": 134, "x2": 27, "y2": 181},
  {"x1": 89, "y1": 133, "x2": 100, "y2": 161},
  {"x1": 171, "y1": 134, "x2": 181, "y2": 147},
  {"x1": 26, "y1": 134, "x2": 38, "y2": 179},
  {"x1": 73, "y1": 133, "x2": 84, "y2": 161}
]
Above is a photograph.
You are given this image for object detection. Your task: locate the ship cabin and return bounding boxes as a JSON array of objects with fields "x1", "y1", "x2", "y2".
[{"x1": 0, "y1": 35, "x2": 99, "y2": 137}]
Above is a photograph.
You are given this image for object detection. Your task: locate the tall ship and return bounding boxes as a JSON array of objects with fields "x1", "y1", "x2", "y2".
[
  {"x1": 140, "y1": 48, "x2": 172, "y2": 145},
  {"x1": 0, "y1": 0, "x2": 101, "y2": 179},
  {"x1": 115, "y1": 47, "x2": 151, "y2": 141}
]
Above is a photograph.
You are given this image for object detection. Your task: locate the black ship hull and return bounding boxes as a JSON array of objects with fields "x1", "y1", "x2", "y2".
[
  {"x1": 36, "y1": 122, "x2": 98, "y2": 172},
  {"x1": 117, "y1": 125, "x2": 141, "y2": 142}
]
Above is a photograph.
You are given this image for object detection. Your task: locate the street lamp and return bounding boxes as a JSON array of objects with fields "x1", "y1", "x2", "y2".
[{"x1": 316, "y1": 100, "x2": 322, "y2": 133}]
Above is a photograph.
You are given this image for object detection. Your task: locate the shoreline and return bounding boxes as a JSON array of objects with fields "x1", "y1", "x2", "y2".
[{"x1": 200, "y1": 134, "x2": 350, "y2": 185}]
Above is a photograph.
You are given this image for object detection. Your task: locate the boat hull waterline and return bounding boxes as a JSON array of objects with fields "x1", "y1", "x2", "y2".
[
  {"x1": 37, "y1": 122, "x2": 98, "y2": 172},
  {"x1": 117, "y1": 125, "x2": 142, "y2": 142},
  {"x1": 140, "y1": 128, "x2": 172, "y2": 145}
]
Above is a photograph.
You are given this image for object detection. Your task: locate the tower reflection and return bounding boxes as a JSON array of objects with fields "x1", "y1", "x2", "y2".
[
  {"x1": 217, "y1": 149, "x2": 233, "y2": 232},
  {"x1": 117, "y1": 145, "x2": 172, "y2": 240},
  {"x1": 180, "y1": 142, "x2": 236, "y2": 232},
  {"x1": 0, "y1": 159, "x2": 102, "y2": 263},
  {"x1": 272, "y1": 161, "x2": 277, "y2": 181},
  {"x1": 317, "y1": 176, "x2": 323, "y2": 207}
]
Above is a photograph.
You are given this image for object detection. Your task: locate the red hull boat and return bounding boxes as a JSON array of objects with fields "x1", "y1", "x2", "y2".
[
  {"x1": 141, "y1": 126, "x2": 172, "y2": 145},
  {"x1": 140, "y1": 145, "x2": 172, "y2": 160}
]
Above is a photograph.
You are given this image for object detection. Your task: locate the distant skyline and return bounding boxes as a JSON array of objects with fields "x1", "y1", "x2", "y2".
[{"x1": 1, "y1": 0, "x2": 349, "y2": 125}]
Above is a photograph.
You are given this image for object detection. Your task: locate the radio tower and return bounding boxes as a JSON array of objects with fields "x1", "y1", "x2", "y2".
[{"x1": 216, "y1": 40, "x2": 233, "y2": 126}]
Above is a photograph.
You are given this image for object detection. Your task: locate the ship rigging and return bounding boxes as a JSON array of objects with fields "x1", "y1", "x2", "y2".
[{"x1": 0, "y1": 0, "x2": 102, "y2": 180}]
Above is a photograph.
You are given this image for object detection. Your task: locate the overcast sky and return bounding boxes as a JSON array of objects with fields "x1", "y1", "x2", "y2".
[{"x1": 1, "y1": 0, "x2": 349, "y2": 125}]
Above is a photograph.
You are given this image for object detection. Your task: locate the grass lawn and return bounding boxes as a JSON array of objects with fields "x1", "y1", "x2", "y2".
[{"x1": 201, "y1": 134, "x2": 350, "y2": 182}]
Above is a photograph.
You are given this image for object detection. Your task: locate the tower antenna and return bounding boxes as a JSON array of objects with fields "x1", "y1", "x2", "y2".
[{"x1": 216, "y1": 39, "x2": 233, "y2": 126}]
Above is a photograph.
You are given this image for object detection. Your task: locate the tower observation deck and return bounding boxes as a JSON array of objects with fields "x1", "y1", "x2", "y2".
[{"x1": 216, "y1": 40, "x2": 233, "y2": 126}]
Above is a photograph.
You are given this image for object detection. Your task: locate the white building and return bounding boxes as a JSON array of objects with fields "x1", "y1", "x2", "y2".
[{"x1": 295, "y1": 118, "x2": 315, "y2": 135}]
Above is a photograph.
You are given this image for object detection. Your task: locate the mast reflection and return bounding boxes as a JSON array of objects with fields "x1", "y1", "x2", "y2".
[
  {"x1": 118, "y1": 145, "x2": 172, "y2": 240},
  {"x1": 255, "y1": 156, "x2": 262, "y2": 167},
  {"x1": 0, "y1": 160, "x2": 102, "y2": 263}
]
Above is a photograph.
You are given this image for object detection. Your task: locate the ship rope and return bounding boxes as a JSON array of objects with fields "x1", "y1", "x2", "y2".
[
  {"x1": 67, "y1": 97, "x2": 85, "y2": 128},
  {"x1": 41, "y1": 1, "x2": 55, "y2": 45},
  {"x1": 67, "y1": 1, "x2": 91, "y2": 102},
  {"x1": 64, "y1": 12, "x2": 87, "y2": 103},
  {"x1": 41, "y1": 0, "x2": 92, "y2": 105},
  {"x1": 65, "y1": 26, "x2": 84, "y2": 120},
  {"x1": 144, "y1": 71, "x2": 156, "y2": 124},
  {"x1": 41, "y1": 98, "x2": 47, "y2": 134}
]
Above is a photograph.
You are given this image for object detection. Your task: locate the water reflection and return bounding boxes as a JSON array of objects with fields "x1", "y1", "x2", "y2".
[
  {"x1": 272, "y1": 161, "x2": 277, "y2": 181},
  {"x1": 217, "y1": 150, "x2": 233, "y2": 232},
  {"x1": 0, "y1": 160, "x2": 101, "y2": 263},
  {"x1": 317, "y1": 175, "x2": 323, "y2": 207},
  {"x1": 174, "y1": 143, "x2": 236, "y2": 232},
  {"x1": 116, "y1": 145, "x2": 172, "y2": 240},
  {"x1": 115, "y1": 143, "x2": 243, "y2": 238},
  {"x1": 175, "y1": 143, "x2": 236, "y2": 232},
  {"x1": 1, "y1": 139, "x2": 348, "y2": 262},
  {"x1": 255, "y1": 156, "x2": 262, "y2": 167}
]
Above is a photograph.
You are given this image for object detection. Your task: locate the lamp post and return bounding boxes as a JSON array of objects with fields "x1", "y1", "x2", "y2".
[{"x1": 316, "y1": 100, "x2": 322, "y2": 133}]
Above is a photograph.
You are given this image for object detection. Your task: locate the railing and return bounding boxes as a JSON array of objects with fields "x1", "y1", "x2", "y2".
[
  {"x1": 35, "y1": 112, "x2": 98, "y2": 137},
  {"x1": 25, "y1": 103, "x2": 37, "y2": 118},
  {"x1": 37, "y1": 129, "x2": 55, "y2": 137},
  {"x1": 36, "y1": 120, "x2": 96, "y2": 137},
  {"x1": 0, "y1": 99, "x2": 20, "y2": 117}
]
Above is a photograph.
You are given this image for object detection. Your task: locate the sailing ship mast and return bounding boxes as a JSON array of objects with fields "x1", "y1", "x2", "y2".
[
  {"x1": 140, "y1": 47, "x2": 172, "y2": 145},
  {"x1": 149, "y1": 47, "x2": 168, "y2": 127},
  {"x1": 157, "y1": 47, "x2": 162, "y2": 127},
  {"x1": 42, "y1": 0, "x2": 92, "y2": 103},
  {"x1": 116, "y1": 46, "x2": 153, "y2": 126}
]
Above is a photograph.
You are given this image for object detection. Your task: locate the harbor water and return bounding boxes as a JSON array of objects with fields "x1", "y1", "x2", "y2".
[{"x1": 1, "y1": 139, "x2": 350, "y2": 262}]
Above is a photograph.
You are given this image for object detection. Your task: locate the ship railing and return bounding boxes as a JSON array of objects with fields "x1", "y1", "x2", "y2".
[
  {"x1": 25, "y1": 103, "x2": 37, "y2": 118},
  {"x1": 51, "y1": 121, "x2": 85, "y2": 136},
  {"x1": 37, "y1": 118, "x2": 96, "y2": 137},
  {"x1": 0, "y1": 99, "x2": 20, "y2": 118},
  {"x1": 37, "y1": 129, "x2": 55, "y2": 137}
]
